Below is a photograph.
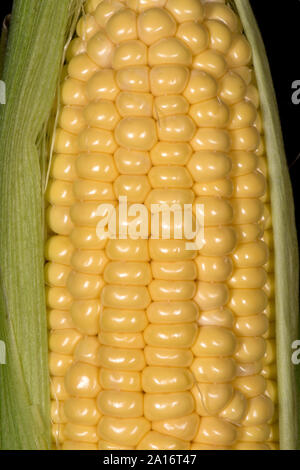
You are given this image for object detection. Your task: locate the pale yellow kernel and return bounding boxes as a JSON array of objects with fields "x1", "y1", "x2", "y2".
[
  {"x1": 149, "y1": 38, "x2": 192, "y2": 67},
  {"x1": 234, "y1": 314, "x2": 269, "y2": 339},
  {"x1": 147, "y1": 300, "x2": 198, "y2": 324},
  {"x1": 184, "y1": 70, "x2": 217, "y2": 104},
  {"x1": 64, "y1": 397, "x2": 100, "y2": 425},
  {"x1": 236, "y1": 361, "x2": 263, "y2": 378},
  {"x1": 146, "y1": 187, "x2": 195, "y2": 208},
  {"x1": 219, "y1": 390, "x2": 247, "y2": 424},
  {"x1": 71, "y1": 300, "x2": 100, "y2": 335},
  {"x1": 205, "y1": 19, "x2": 232, "y2": 54},
  {"x1": 66, "y1": 38, "x2": 86, "y2": 62},
  {"x1": 144, "y1": 323, "x2": 198, "y2": 349},
  {"x1": 150, "y1": 65, "x2": 189, "y2": 96},
  {"x1": 194, "y1": 178, "x2": 233, "y2": 198},
  {"x1": 157, "y1": 115, "x2": 196, "y2": 142},
  {"x1": 196, "y1": 256, "x2": 233, "y2": 283},
  {"x1": 195, "y1": 195, "x2": 233, "y2": 226},
  {"x1": 200, "y1": 226, "x2": 237, "y2": 257},
  {"x1": 64, "y1": 423, "x2": 98, "y2": 443},
  {"x1": 191, "y1": 357, "x2": 236, "y2": 383},
  {"x1": 145, "y1": 346, "x2": 193, "y2": 368},
  {"x1": 116, "y1": 66, "x2": 150, "y2": 92},
  {"x1": 176, "y1": 22, "x2": 208, "y2": 55},
  {"x1": 233, "y1": 442, "x2": 270, "y2": 450},
  {"x1": 194, "y1": 281, "x2": 229, "y2": 311},
  {"x1": 229, "y1": 100, "x2": 257, "y2": 130},
  {"x1": 263, "y1": 339, "x2": 276, "y2": 365},
  {"x1": 137, "y1": 7, "x2": 176, "y2": 45},
  {"x1": 128, "y1": 0, "x2": 167, "y2": 12},
  {"x1": 219, "y1": 71, "x2": 247, "y2": 105},
  {"x1": 51, "y1": 401, "x2": 67, "y2": 424},
  {"x1": 189, "y1": 98, "x2": 230, "y2": 128},
  {"x1": 104, "y1": 261, "x2": 151, "y2": 286},
  {"x1": 49, "y1": 352, "x2": 73, "y2": 377},
  {"x1": 51, "y1": 377, "x2": 70, "y2": 401},
  {"x1": 115, "y1": 116, "x2": 157, "y2": 150},
  {"x1": 50, "y1": 154, "x2": 77, "y2": 182},
  {"x1": 46, "y1": 286, "x2": 73, "y2": 310},
  {"x1": 230, "y1": 150, "x2": 258, "y2": 176},
  {"x1": 113, "y1": 174, "x2": 151, "y2": 202},
  {"x1": 68, "y1": 53, "x2": 99, "y2": 82},
  {"x1": 61, "y1": 78, "x2": 88, "y2": 106},
  {"x1": 166, "y1": 0, "x2": 204, "y2": 22},
  {"x1": 67, "y1": 270, "x2": 104, "y2": 299},
  {"x1": 97, "y1": 391, "x2": 144, "y2": 418},
  {"x1": 192, "y1": 128, "x2": 231, "y2": 152},
  {"x1": 235, "y1": 337, "x2": 266, "y2": 363},
  {"x1": 232, "y1": 240, "x2": 269, "y2": 268},
  {"x1": 100, "y1": 369, "x2": 142, "y2": 391},
  {"x1": 74, "y1": 336, "x2": 100, "y2": 366},
  {"x1": 84, "y1": 101, "x2": 120, "y2": 131},
  {"x1": 52, "y1": 424, "x2": 65, "y2": 445},
  {"x1": 204, "y1": 3, "x2": 242, "y2": 33},
  {"x1": 76, "y1": 14, "x2": 100, "y2": 40},
  {"x1": 154, "y1": 95, "x2": 189, "y2": 117},
  {"x1": 193, "y1": 49, "x2": 227, "y2": 79},
  {"x1": 46, "y1": 180, "x2": 75, "y2": 207},
  {"x1": 98, "y1": 346, "x2": 146, "y2": 371},
  {"x1": 99, "y1": 331, "x2": 144, "y2": 349},
  {"x1": 229, "y1": 267, "x2": 267, "y2": 289},
  {"x1": 137, "y1": 431, "x2": 189, "y2": 450},
  {"x1": 265, "y1": 380, "x2": 278, "y2": 403},
  {"x1": 191, "y1": 443, "x2": 230, "y2": 450},
  {"x1": 151, "y1": 260, "x2": 197, "y2": 281},
  {"x1": 144, "y1": 392, "x2": 194, "y2": 421},
  {"x1": 113, "y1": 40, "x2": 147, "y2": 70},
  {"x1": 54, "y1": 128, "x2": 79, "y2": 154},
  {"x1": 85, "y1": 0, "x2": 103, "y2": 14},
  {"x1": 226, "y1": 33, "x2": 252, "y2": 68},
  {"x1": 242, "y1": 395, "x2": 274, "y2": 426},
  {"x1": 97, "y1": 416, "x2": 151, "y2": 446},
  {"x1": 230, "y1": 127, "x2": 260, "y2": 152},
  {"x1": 115, "y1": 148, "x2": 151, "y2": 174},
  {"x1": 78, "y1": 127, "x2": 117, "y2": 153},
  {"x1": 59, "y1": 106, "x2": 86, "y2": 135},
  {"x1": 150, "y1": 142, "x2": 192, "y2": 166},
  {"x1": 232, "y1": 198, "x2": 264, "y2": 224},
  {"x1": 238, "y1": 424, "x2": 271, "y2": 443},
  {"x1": 149, "y1": 166, "x2": 192, "y2": 189},
  {"x1": 76, "y1": 153, "x2": 118, "y2": 181},
  {"x1": 73, "y1": 181, "x2": 114, "y2": 202},
  {"x1": 49, "y1": 329, "x2": 82, "y2": 355},
  {"x1": 152, "y1": 413, "x2": 199, "y2": 442},
  {"x1": 65, "y1": 362, "x2": 101, "y2": 398},
  {"x1": 233, "y1": 375, "x2": 266, "y2": 399},
  {"x1": 87, "y1": 69, "x2": 119, "y2": 101},
  {"x1": 229, "y1": 288, "x2": 268, "y2": 317},
  {"x1": 245, "y1": 84, "x2": 260, "y2": 108},
  {"x1": 45, "y1": 263, "x2": 71, "y2": 288},
  {"x1": 198, "y1": 308, "x2": 234, "y2": 329},
  {"x1": 194, "y1": 417, "x2": 237, "y2": 446},
  {"x1": 106, "y1": 8, "x2": 137, "y2": 43},
  {"x1": 101, "y1": 308, "x2": 148, "y2": 333},
  {"x1": 101, "y1": 284, "x2": 150, "y2": 309},
  {"x1": 192, "y1": 326, "x2": 236, "y2": 357},
  {"x1": 142, "y1": 367, "x2": 194, "y2": 393},
  {"x1": 116, "y1": 92, "x2": 153, "y2": 117},
  {"x1": 106, "y1": 239, "x2": 149, "y2": 261},
  {"x1": 192, "y1": 383, "x2": 234, "y2": 416},
  {"x1": 94, "y1": 0, "x2": 124, "y2": 28}
]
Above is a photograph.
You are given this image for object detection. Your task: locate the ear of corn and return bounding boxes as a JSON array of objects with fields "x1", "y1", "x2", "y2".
[{"x1": 0, "y1": 0, "x2": 299, "y2": 451}]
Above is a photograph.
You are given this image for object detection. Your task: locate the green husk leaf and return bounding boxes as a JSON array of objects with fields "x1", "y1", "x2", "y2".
[
  {"x1": 234, "y1": 0, "x2": 299, "y2": 450},
  {"x1": 0, "y1": 0, "x2": 83, "y2": 450}
]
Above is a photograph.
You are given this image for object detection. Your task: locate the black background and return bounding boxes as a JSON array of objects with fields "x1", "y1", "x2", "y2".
[{"x1": 1, "y1": 0, "x2": 300, "y2": 236}]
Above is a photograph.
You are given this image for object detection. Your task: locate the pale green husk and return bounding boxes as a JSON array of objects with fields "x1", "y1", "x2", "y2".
[
  {"x1": 233, "y1": 0, "x2": 299, "y2": 451},
  {"x1": 0, "y1": 0, "x2": 83, "y2": 450}
]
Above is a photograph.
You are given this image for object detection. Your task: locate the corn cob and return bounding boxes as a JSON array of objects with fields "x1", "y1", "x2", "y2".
[{"x1": 0, "y1": 0, "x2": 299, "y2": 451}]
